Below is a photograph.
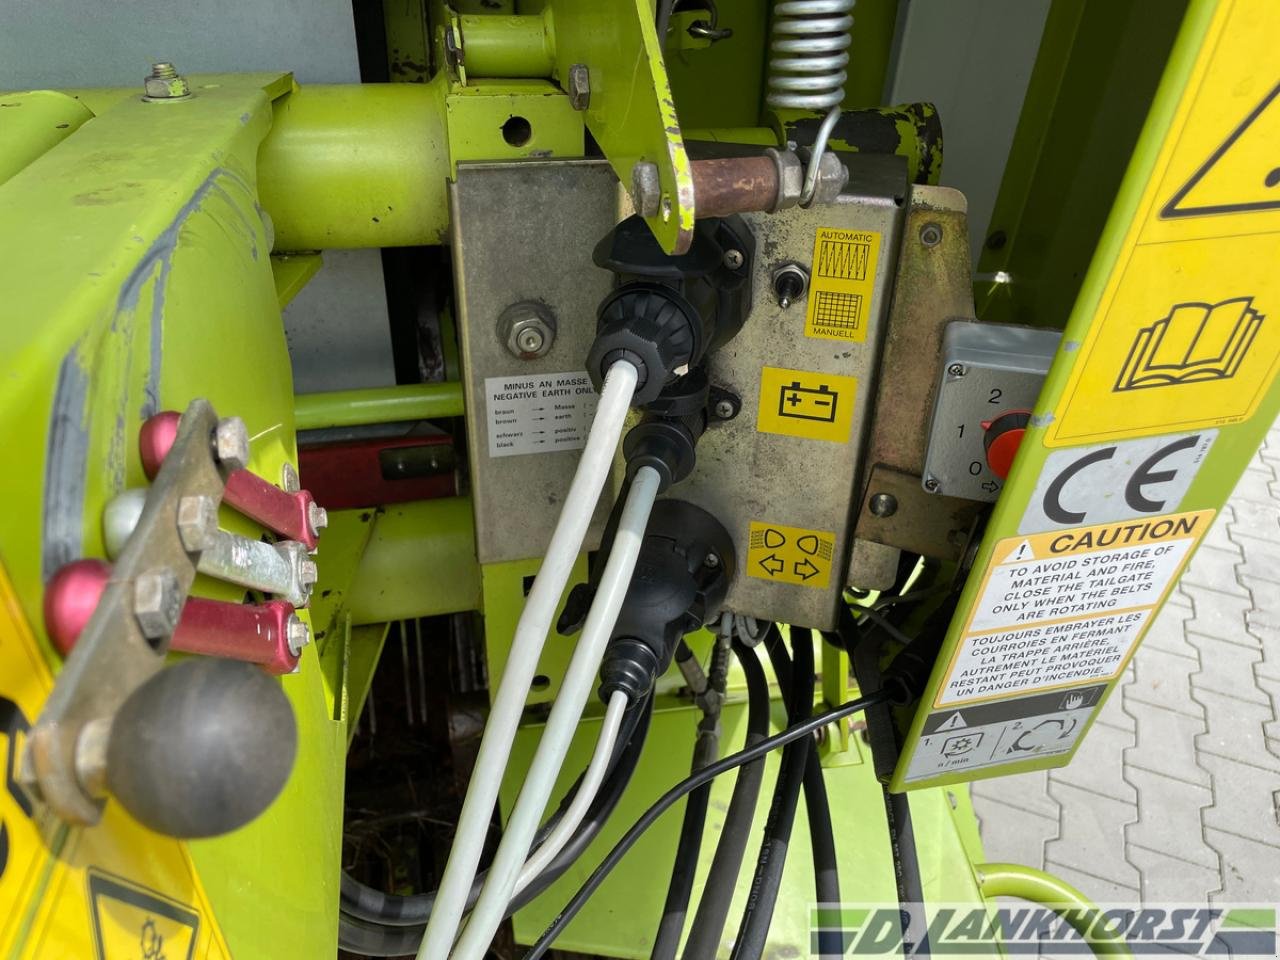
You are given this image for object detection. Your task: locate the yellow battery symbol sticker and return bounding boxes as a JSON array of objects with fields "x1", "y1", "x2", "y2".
[
  {"x1": 756, "y1": 366, "x2": 857, "y2": 443},
  {"x1": 746, "y1": 521, "x2": 835, "y2": 589},
  {"x1": 803, "y1": 228, "x2": 881, "y2": 342}
]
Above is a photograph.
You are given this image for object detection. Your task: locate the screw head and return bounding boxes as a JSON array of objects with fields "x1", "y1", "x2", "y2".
[
  {"x1": 704, "y1": 552, "x2": 721, "y2": 569},
  {"x1": 175, "y1": 494, "x2": 219, "y2": 551},
  {"x1": 869, "y1": 492, "x2": 898, "y2": 518},
  {"x1": 567, "y1": 63, "x2": 591, "y2": 110},
  {"x1": 722, "y1": 249, "x2": 744, "y2": 270},
  {"x1": 133, "y1": 568, "x2": 182, "y2": 640},
  {"x1": 499, "y1": 302, "x2": 556, "y2": 360},
  {"x1": 213, "y1": 417, "x2": 250, "y2": 472},
  {"x1": 947, "y1": 363, "x2": 966, "y2": 378},
  {"x1": 920, "y1": 222, "x2": 943, "y2": 247},
  {"x1": 713, "y1": 399, "x2": 735, "y2": 420},
  {"x1": 924, "y1": 476, "x2": 940, "y2": 493},
  {"x1": 285, "y1": 614, "x2": 311, "y2": 657}
]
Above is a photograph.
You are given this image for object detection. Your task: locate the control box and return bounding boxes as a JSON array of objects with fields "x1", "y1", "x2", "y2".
[{"x1": 921, "y1": 322, "x2": 1062, "y2": 502}]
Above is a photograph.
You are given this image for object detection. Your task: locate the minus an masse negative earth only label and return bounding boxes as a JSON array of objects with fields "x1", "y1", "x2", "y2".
[
  {"x1": 484, "y1": 371, "x2": 598, "y2": 458},
  {"x1": 936, "y1": 509, "x2": 1214, "y2": 707}
]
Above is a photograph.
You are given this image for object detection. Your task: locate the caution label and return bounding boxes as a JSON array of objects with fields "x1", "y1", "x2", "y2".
[
  {"x1": 756, "y1": 366, "x2": 857, "y2": 443},
  {"x1": 906, "y1": 684, "x2": 1105, "y2": 781},
  {"x1": 1050, "y1": 0, "x2": 1280, "y2": 445},
  {"x1": 746, "y1": 521, "x2": 835, "y2": 589},
  {"x1": 0, "y1": 559, "x2": 231, "y2": 960},
  {"x1": 87, "y1": 869, "x2": 199, "y2": 960},
  {"x1": 803, "y1": 228, "x2": 881, "y2": 342},
  {"x1": 936, "y1": 510, "x2": 1213, "y2": 706}
]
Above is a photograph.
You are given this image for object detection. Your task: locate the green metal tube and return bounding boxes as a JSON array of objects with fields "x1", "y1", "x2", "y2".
[
  {"x1": 460, "y1": 11, "x2": 555, "y2": 78},
  {"x1": 258, "y1": 78, "x2": 451, "y2": 250},
  {"x1": 348, "y1": 497, "x2": 481, "y2": 625},
  {"x1": 0, "y1": 91, "x2": 94, "y2": 186},
  {"x1": 294, "y1": 382, "x2": 464, "y2": 431},
  {"x1": 975, "y1": 862, "x2": 1135, "y2": 959}
]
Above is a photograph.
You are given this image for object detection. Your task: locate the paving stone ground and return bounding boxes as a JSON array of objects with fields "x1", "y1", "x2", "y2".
[{"x1": 970, "y1": 421, "x2": 1280, "y2": 905}]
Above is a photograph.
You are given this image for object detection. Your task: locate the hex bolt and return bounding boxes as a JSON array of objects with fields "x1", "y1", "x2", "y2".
[
  {"x1": 722, "y1": 249, "x2": 744, "y2": 270},
  {"x1": 74, "y1": 718, "x2": 111, "y2": 798},
  {"x1": 499, "y1": 302, "x2": 556, "y2": 360},
  {"x1": 923, "y1": 476, "x2": 941, "y2": 493},
  {"x1": 869, "y1": 492, "x2": 898, "y2": 518},
  {"x1": 947, "y1": 363, "x2": 966, "y2": 378},
  {"x1": 631, "y1": 162, "x2": 661, "y2": 217},
  {"x1": 143, "y1": 61, "x2": 191, "y2": 100},
  {"x1": 308, "y1": 501, "x2": 329, "y2": 535},
  {"x1": 714, "y1": 399, "x2": 736, "y2": 420},
  {"x1": 285, "y1": 613, "x2": 311, "y2": 657},
  {"x1": 281, "y1": 462, "x2": 301, "y2": 493},
  {"x1": 134, "y1": 568, "x2": 182, "y2": 640},
  {"x1": 175, "y1": 494, "x2": 219, "y2": 552},
  {"x1": 567, "y1": 63, "x2": 591, "y2": 111},
  {"x1": 213, "y1": 417, "x2": 250, "y2": 472},
  {"x1": 920, "y1": 222, "x2": 943, "y2": 247},
  {"x1": 772, "y1": 263, "x2": 809, "y2": 309}
]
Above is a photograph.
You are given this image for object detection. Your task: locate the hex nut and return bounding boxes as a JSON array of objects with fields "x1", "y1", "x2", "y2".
[
  {"x1": 567, "y1": 63, "x2": 591, "y2": 111},
  {"x1": 809, "y1": 152, "x2": 849, "y2": 206},
  {"x1": 213, "y1": 417, "x2": 250, "y2": 472},
  {"x1": 498, "y1": 302, "x2": 556, "y2": 360},
  {"x1": 176, "y1": 494, "x2": 219, "y2": 551},
  {"x1": 631, "y1": 161, "x2": 661, "y2": 217},
  {"x1": 134, "y1": 568, "x2": 182, "y2": 639},
  {"x1": 765, "y1": 148, "x2": 804, "y2": 211},
  {"x1": 143, "y1": 63, "x2": 191, "y2": 100},
  {"x1": 285, "y1": 614, "x2": 311, "y2": 657}
]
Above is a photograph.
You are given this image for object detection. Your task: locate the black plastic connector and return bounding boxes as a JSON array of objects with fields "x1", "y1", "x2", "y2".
[{"x1": 587, "y1": 215, "x2": 753, "y2": 406}]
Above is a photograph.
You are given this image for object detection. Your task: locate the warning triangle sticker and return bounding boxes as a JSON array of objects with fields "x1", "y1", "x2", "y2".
[
  {"x1": 87, "y1": 869, "x2": 200, "y2": 960},
  {"x1": 1006, "y1": 540, "x2": 1035, "y2": 563},
  {"x1": 937, "y1": 712, "x2": 967, "y2": 731},
  {"x1": 1161, "y1": 81, "x2": 1280, "y2": 218}
]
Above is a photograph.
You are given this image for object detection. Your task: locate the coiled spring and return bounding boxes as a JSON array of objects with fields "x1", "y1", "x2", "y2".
[{"x1": 765, "y1": 0, "x2": 855, "y2": 112}]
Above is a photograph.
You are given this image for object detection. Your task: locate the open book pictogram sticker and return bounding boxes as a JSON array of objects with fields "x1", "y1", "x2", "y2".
[{"x1": 1113, "y1": 297, "x2": 1264, "y2": 391}]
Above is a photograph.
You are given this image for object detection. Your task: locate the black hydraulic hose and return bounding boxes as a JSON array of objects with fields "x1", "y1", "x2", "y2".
[
  {"x1": 681, "y1": 639, "x2": 770, "y2": 960},
  {"x1": 762, "y1": 629, "x2": 840, "y2": 907},
  {"x1": 337, "y1": 694, "x2": 654, "y2": 954},
  {"x1": 728, "y1": 627, "x2": 814, "y2": 960},
  {"x1": 521, "y1": 689, "x2": 891, "y2": 960},
  {"x1": 651, "y1": 640, "x2": 731, "y2": 960}
]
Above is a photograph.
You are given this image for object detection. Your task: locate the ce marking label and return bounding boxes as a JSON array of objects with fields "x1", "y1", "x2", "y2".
[{"x1": 1020, "y1": 431, "x2": 1216, "y2": 532}]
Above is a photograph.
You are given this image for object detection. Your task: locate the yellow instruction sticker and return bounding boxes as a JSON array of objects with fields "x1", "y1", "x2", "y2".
[
  {"x1": 803, "y1": 228, "x2": 880, "y2": 342},
  {"x1": 756, "y1": 366, "x2": 857, "y2": 443},
  {"x1": 935, "y1": 509, "x2": 1213, "y2": 707},
  {"x1": 1050, "y1": 0, "x2": 1280, "y2": 445},
  {"x1": 746, "y1": 521, "x2": 835, "y2": 589},
  {"x1": 85, "y1": 869, "x2": 199, "y2": 960}
]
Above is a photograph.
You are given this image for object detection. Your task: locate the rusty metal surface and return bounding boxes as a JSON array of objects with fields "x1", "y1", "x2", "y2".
[
  {"x1": 23, "y1": 399, "x2": 228, "y2": 824},
  {"x1": 853, "y1": 464, "x2": 984, "y2": 561},
  {"x1": 848, "y1": 185, "x2": 975, "y2": 588},
  {"x1": 690, "y1": 156, "x2": 779, "y2": 218}
]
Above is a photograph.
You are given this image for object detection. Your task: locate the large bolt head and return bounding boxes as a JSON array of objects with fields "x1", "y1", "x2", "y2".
[
  {"x1": 176, "y1": 495, "x2": 219, "y2": 552},
  {"x1": 567, "y1": 63, "x2": 591, "y2": 110},
  {"x1": 499, "y1": 302, "x2": 556, "y2": 360},
  {"x1": 307, "y1": 501, "x2": 328, "y2": 536},
  {"x1": 213, "y1": 417, "x2": 250, "y2": 473},
  {"x1": 133, "y1": 568, "x2": 183, "y2": 640},
  {"x1": 631, "y1": 161, "x2": 661, "y2": 217}
]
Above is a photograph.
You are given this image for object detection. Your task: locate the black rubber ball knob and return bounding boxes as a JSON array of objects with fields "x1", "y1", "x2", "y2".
[{"x1": 106, "y1": 658, "x2": 298, "y2": 838}]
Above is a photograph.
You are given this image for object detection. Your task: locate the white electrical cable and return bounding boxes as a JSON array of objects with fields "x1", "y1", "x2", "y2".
[
  {"x1": 417, "y1": 361, "x2": 639, "y2": 960},
  {"x1": 514, "y1": 689, "x2": 630, "y2": 893},
  {"x1": 451, "y1": 464, "x2": 663, "y2": 960}
]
